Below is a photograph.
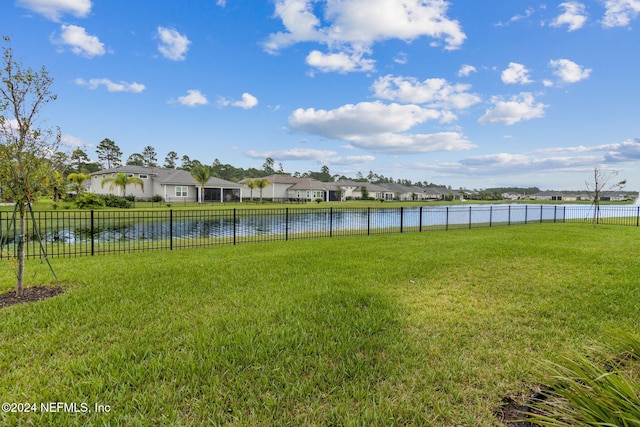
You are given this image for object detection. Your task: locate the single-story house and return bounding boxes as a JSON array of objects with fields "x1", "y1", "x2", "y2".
[
  {"x1": 529, "y1": 191, "x2": 567, "y2": 201},
  {"x1": 502, "y1": 192, "x2": 523, "y2": 200},
  {"x1": 287, "y1": 179, "x2": 340, "y2": 201},
  {"x1": 377, "y1": 183, "x2": 418, "y2": 201},
  {"x1": 600, "y1": 192, "x2": 629, "y2": 202},
  {"x1": 90, "y1": 166, "x2": 243, "y2": 202},
  {"x1": 239, "y1": 174, "x2": 300, "y2": 201},
  {"x1": 333, "y1": 180, "x2": 394, "y2": 200}
]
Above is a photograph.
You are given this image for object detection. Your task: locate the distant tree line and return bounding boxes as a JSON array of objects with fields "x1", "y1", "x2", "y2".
[
  {"x1": 53, "y1": 139, "x2": 602, "y2": 200},
  {"x1": 59, "y1": 138, "x2": 456, "y2": 188}
]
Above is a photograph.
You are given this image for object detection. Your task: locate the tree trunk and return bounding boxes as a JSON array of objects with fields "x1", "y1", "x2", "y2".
[{"x1": 16, "y1": 204, "x2": 26, "y2": 297}]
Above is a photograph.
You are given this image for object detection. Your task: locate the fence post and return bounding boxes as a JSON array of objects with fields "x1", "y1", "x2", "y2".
[
  {"x1": 468, "y1": 206, "x2": 472, "y2": 229},
  {"x1": 330, "y1": 207, "x2": 333, "y2": 237},
  {"x1": 446, "y1": 206, "x2": 449, "y2": 231},
  {"x1": 400, "y1": 207, "x2": 404, "y2": 233},
  {"x1": 637, "y1": 206, "x2": 639, "y2": 227},
  {"x1": 525, "y1": 205, "x2": 528, "y2": 224},
  {"x1": 553, "y1": 205, "x2": 557, "y2": 223},
  {"x1": 367, "y1": 207, "x2": 371, "y2": 235},
  {"x1": 540, "y1": 205, "x2": 543, "y2": 223},
  {"x1": 489, "y1": 206, "x2": 493, "y2": 227},
  {"x1": 233, "y1": 209, "x2": 236, "y2": 245},
  {"x1": 169, "y1": 209, "x2": 174, "y2": 250},
  {"x1": 508, "y1": 205, "x2": 511, "y2": 226},
  {"x1": 419, "y1": 206, "x2": 423, "y2": 232},
  {"x1": 285, "y1": 208, "x2": 289, "y2": 241},
  {"x1": 90, "y1": 209, "x2": 95, "y2": 256}
]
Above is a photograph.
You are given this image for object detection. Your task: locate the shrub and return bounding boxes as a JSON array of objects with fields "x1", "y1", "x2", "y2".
[
  {"x1": 151, "y1": 194, "x2": 164, "y2": 203},
  {"x1": 124, "y1": 194, "x2": 136, "y2": 202},
  {"x1": 315, "y1": 198, "x2": 323, "y2": 204},
  {"x1": 525, "y1": 330, "x2": 640, "y2": 426},
  {"x1": 101, "y1": 195, "x2": 133, "y2": 208},
  {"x1": 74, "y1": 193, "x2": 106, "y2": 209}
]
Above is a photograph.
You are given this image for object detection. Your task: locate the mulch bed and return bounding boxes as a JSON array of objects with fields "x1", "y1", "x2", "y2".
[{"x1": 0, "y1": 286, "x2": 64, "y2": 309}]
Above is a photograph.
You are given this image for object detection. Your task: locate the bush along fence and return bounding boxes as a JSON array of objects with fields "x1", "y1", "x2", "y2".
[{"x1": 1, "y1": 204, "x2": 640, "y2": 259}]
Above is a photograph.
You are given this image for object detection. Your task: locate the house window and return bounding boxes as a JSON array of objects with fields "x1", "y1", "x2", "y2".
[
  {"x1": 175, "y1": 186, "x2": 188, "y2": 197},
  {"x1": 139, "y1": 174, "x2": 148, "y2": 179}
]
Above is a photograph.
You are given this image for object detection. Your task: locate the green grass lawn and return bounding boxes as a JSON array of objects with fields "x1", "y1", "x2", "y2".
[{"x1": 1, "y1": 224, "x2": 639, "y2": 426}]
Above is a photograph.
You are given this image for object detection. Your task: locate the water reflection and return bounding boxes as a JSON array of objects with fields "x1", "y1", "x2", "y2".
[{"x1": 27, "y1": 204, "x2": 639, "y2": 244}]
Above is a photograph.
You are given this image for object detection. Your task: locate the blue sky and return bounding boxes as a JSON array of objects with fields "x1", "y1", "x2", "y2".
[{"x1": 2, "y1": 0, "x2": 639, "y2": 190}]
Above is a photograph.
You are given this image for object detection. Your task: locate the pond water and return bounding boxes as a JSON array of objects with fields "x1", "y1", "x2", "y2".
[{"x1": 35, "y1": 203, "x2": 638, "y2": 244}]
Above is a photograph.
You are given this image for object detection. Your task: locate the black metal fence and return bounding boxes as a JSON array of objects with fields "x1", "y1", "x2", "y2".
[{"x1": 1, "y1": 204, "x2": 639, "y2": 259}]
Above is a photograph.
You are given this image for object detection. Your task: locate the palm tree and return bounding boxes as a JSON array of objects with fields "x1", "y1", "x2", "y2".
[
  {"x1": 100, "y1": 172, "x2": 144, "y2": 197},
  {"x1": 45, "y1": 170, "x2": 65, "y2": 202},
  {"x1": 67, "y1": 172, "x2": 90, "y2": 195},
  {"x1": 246, "y1": 179, "x2": 257, "y2": 202},
  {"x1": 254, "y1": 178, "x2": 271, "y2": 203},
  {"x1": 191, "y1": 165, "x2": 211, "y2": 203}
]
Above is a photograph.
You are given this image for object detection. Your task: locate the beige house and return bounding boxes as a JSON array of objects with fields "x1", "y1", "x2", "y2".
[
  {"x1": 239, "y1": 174, "x2": 301, "y2": 201},
  {"x1": 90, "y1": 166, "x2": 243, "y2": 202}
]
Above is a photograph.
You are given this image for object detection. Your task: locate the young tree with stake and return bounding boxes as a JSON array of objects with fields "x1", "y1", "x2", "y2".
[
  {"x1": 587, "y1": 167, "x2": 626, "y2": 227},
  {"x1": 0, "y1": 37, "x2": 61, "y2": 297}
]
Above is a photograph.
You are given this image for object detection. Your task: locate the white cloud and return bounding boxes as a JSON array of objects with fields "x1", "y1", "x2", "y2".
[
  {"x1": 157, "y1": 26, "x2": 191, "y2": 61},
  {"x1": 414, "y1": 138, "x2": 640, "y2": 181},
  {"x1": 604, "y1": 138, "x2": 640, "y2": 161},
  {"x1": 457, "y1": 64, "x2": 477, "y2": 77},
  {"x1": 549, "y1": 59, "x2": 591, "y2": 84},
  {"x1": 75, "y1": 78, "x2": 145, "y2": 93},
  {"x1": 288, "y1": 101, "x2": 475, "y2": 153},
  {"x1": 60, "y1": 134, "x2": 84, "y2": 147},
  {"x1": 234, "y1": 93, "x2": 259, "y2": 109},
  {"x1": 602, "y1": 0, "x2": 640, "y2": 27},
  {"x1": 306, "y1": 50, "x2": 375, "y2": 73},
  {"x1": 479, "y1": 93, "x2": 547, "y2": 125},
  {"x1": 247, "y1": 148, "x2": 336, "y2": 160},
  {"x1": 328, "y1": 155, "x2": 377, "y2": 165},
  {"x1": 54, "y1": 24, "x2": 105, "y2": 57},
  {"x1": 393, "y1": 52, "x2": 408, "y2": 65},
  {"x1": 289, "y1": 101, "x2": 442, "y2": 139},
  {"x1": 551, "y1": 2, "x2": 588, "y2": 31},
  {"x1": 535, "y1": 139, "x2": 640, "y2": 162},
  {"x1": 263, "y1": 0, "x2": 465, "y2": 72},
  {"x1": 346, "y1": 132, "x2": 475, "y2": 154},
  {"x1": 501, "y1": 62, "x2": 533, "y2": 84},
  {"x1": 218, "y1": 93, "x2": 259, "y2": 109},
  {"x1": 216, "y1": 0, "x2": 226, "y2": 6},
  {"x1": 454, "y1": 140, "x2": 640, "y2": 175},
  {"x1": 177, "y1": 90, "x2": 208, "y2": 107},
  {"x1": 496, "y1": 7, "x2": 535, "y2": 26},
  {"x1": 17, "y1": 0, "x2": 91, "y2": 21},
  {"x1": 458, "y1": 152, "x2": 599, "y2": 174},
  {"x1": 371, "y1": 75, "x2": 481, "y2": 110},
  {"x1": 246, "y1": 148, "x2": 375, "y2": 165}
]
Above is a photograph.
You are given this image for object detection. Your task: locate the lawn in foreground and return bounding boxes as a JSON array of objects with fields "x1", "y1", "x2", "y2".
[{"x1": 1, "y1": 224, "x2": 639, "y2": 426}]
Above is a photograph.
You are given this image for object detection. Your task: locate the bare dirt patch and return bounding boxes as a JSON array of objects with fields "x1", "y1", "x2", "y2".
[{"x1": 0, "y1": 286, "x2": 64, "y2": 309}]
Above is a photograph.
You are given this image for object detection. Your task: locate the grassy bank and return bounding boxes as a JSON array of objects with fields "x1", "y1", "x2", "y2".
[{"x1": 1, "y1": 224, "x2": 639, "y2": 425}]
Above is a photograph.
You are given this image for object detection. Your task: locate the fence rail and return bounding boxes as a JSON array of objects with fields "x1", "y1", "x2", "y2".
[{"x1": 1, "y1": 204, "x2": 639, "y2": 259}]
